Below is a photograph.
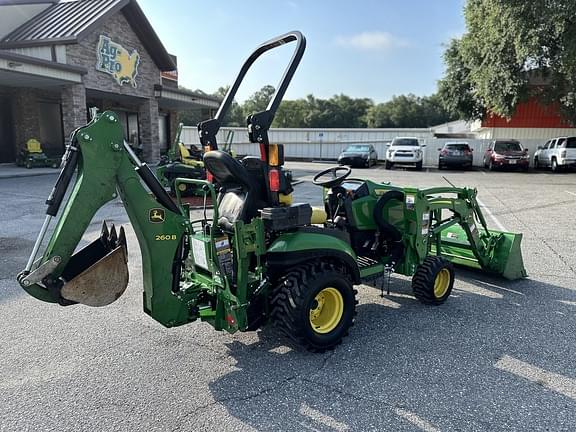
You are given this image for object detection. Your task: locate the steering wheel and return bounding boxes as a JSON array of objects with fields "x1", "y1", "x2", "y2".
[{"x1": 312, "y1": 166, "x2": 352, "y2": 188}]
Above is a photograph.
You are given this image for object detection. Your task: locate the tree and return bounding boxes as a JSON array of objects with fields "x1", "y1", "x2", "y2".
[
  {"x1": 214, "y1": 86, "x2": 245, "y2": 126},
  {"x1": 242, "y1": 85, "x2": 276, "y2": 118},
  {"x1": 438, "y1": 0, "x2": 576, "y2": 122},
  {"x1": 366, "y1": 94, "x2": 454, "y2": 128},
  {"x1": 272, "y1": 99, "x2": 308, "y2": 127}
]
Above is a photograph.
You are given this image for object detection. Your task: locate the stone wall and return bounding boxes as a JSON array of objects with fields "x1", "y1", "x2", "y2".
[
  {"x1": 66, "y1": 11, "x2": 161, "y2": 97},
  {"x1": 66, "y1": 10, "x2": 162, "y2": 161},
  {"x1": 10, "y1": 88, "x2": 61, "y2": 154},
  {"x1": 61, "y1": 84, "x2": 87, "y2": 141}
]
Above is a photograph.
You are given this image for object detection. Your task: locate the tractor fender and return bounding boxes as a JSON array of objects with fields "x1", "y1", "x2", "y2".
[{"x1": 266, "y1": 229, "x2": 360, "y2": 283}]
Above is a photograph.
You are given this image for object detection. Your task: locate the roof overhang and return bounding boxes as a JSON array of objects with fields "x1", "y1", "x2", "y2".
[
  {"x1": 0, "y1": 0, "x2": 176, "y2": 71},
  {"x1": 0, "y1": 50, "x2": 86, "y2": 86},
  {"x1": 155, "y1": 85, "x2": 220, "y2": 110}
]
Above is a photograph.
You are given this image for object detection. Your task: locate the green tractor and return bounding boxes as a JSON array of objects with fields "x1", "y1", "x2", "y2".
[
  {"x1": 17, "y1": 31, "x2": 526, "y2": 352},
  {"x1": 156, "y1": 122, "x2": 206, "y2": 196}
]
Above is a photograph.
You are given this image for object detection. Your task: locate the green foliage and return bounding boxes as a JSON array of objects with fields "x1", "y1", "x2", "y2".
[
  {"x1": 184, "y1": 84, "x2": 453, "y2": 128},
  {"x1": 366, "y1": 94, "x2": 454, "y2": 128},
  {"x1": 214, "y1": 86, "x2": 245, "y2": 126},
  {"x1": 242, "y1": 85, "x2": 276, "y2": 119},
  {"x1": 438, "y1": 0, "x2": 576, "y2": 123}
]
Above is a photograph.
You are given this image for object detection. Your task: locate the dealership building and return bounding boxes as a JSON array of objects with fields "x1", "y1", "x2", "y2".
[{"x1": 0, "y1": 0, "x2": 219, "y2": 164}]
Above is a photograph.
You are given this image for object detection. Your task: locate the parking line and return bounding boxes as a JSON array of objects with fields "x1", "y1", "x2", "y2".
[
  {"x1": 476, "y1": 197, "x2": 508, "y2": 231},
  {"x1": 565, "y1": 191, "x2": 576, "y2": 197},
  {"x1": 394, "y1": 408, "x2": 441, "y2": 432},
  {"x1": 495, "y1": 355, "x2": 576, "y2": 401},
  {"x1": 299, "y1": 403, "x2": 349, "y2": 431}
]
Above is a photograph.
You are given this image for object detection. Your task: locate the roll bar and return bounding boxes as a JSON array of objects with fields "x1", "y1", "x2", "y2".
[{"x1": 198, "y1": 31, "x2": 306, "y2": 156}]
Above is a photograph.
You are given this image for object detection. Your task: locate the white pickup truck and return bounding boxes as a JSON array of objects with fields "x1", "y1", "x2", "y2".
[{"x1": 534, "y1": 137, "x2": 576, "y2": 172}]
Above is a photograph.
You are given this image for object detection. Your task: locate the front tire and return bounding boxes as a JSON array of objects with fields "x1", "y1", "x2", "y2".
[
  {"x1": 412, "y1": 256, "x2": 454, "y2": 305},
  {"x1": 415, "y1": 161, "x2": 423, "y2": 171},
  {"x1": 270, "y1": 262, "x2": 357, "y2": 352},
  {"x1": 385, "y1": 161, "x2": 393, "y2": 170}
]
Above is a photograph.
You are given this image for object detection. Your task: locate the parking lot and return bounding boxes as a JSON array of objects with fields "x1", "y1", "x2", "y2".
[{"x1": 1, "y1": 163, "x2": 575, "y2": 431}]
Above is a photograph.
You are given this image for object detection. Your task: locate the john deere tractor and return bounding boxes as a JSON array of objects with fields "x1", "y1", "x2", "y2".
[
  {"x1": 156, "y1": 122, "x2": 206, "y2": 196},
  {"x1": 17, "y1": 32, "x2": 526, "y2": 352}
]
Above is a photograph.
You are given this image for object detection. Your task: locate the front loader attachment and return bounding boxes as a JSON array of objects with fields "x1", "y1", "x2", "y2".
[{"x1": 437, "y1": 225, "x2": 527, "y2": 280}]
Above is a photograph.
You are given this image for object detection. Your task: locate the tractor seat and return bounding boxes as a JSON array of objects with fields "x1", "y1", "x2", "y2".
[
  {"x1": 26, "y1": 138, "x2": 43, "y2": 154},
  {"x1": 204, "y1": 150, "x2": 262, "y2": 231}
]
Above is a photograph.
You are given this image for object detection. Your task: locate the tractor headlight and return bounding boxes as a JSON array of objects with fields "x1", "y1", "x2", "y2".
[
  {"x1": 363, "y1": 154, "x2": 369, "y2": 159},
  {"x1": 561, "y1": 150, "x2": 567, "y2": 158}
]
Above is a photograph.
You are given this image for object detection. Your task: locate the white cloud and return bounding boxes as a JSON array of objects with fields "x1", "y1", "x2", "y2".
[{"x1": 335, "y1": 31, "x2": 409, "y2": 51}]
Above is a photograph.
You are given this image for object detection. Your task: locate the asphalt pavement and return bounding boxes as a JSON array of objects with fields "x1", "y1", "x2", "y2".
[{"x1": 1, "y1": 164, "x2": 575, "y2": 431}]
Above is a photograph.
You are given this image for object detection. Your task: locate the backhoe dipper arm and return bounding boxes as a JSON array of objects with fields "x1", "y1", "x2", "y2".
[{"x1": 18, "y1": 111, "x2": 194, "y2": 327}]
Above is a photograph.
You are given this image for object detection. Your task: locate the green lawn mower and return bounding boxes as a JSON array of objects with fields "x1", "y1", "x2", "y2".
[
  {"x1": 16, "y1": 138, "x2": 62, "y2": 169},
  {"x1": 18, "y1": 31, "x2": 526, "y2": 352}
]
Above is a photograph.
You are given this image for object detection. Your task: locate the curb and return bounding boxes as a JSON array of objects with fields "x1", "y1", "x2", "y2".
[{"x1": 0, "y1": 171, "x2": 60, "y2": 180}]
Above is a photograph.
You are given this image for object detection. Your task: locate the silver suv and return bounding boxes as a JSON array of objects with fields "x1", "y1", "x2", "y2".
[
  {"x1": 534, "y1": 137, "x2": 576, "y2": 172},
  {"x1": 385, "y1": 137, "x2": 425, "y2": 170}
]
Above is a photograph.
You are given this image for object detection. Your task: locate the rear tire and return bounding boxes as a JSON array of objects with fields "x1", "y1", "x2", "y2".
[
  {"x1": 270, "y1": 262, "x2": 357, "y2": 352},
  {"x1": 551, "y1": 158, "x2": 560, "y2": 173},
  {"x1": 412, "y1": 256, "x2": 454, "y2": 305}
]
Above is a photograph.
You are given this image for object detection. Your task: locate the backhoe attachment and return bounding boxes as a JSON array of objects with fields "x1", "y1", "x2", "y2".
[{"x1": 59, "y1": 222, "x2": 128, "y2": 307}]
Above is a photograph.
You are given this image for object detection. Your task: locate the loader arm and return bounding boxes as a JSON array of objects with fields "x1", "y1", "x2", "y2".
[
  {"x1": 18, "y1": 111, "x2": 195, "y2": 327},
  {"x1": 421, "y1": 186, "x2": 526, "y2": 280}
]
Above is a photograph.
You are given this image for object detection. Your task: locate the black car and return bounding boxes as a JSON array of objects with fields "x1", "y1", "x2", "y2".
[
  {"x1": 338, "y1": 144, "x2": 378, "y2": 167},
  {"x1": 438, "y1": 142, "x2": 474, "y2": 169}
]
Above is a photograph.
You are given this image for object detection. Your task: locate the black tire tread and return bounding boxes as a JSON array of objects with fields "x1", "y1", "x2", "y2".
[
  {"x1": 270, "y1": 261, "x2": 357, "y2": 353},
  {"x1": 412, "y1": 256, "x2": 454, "y2": 306}
]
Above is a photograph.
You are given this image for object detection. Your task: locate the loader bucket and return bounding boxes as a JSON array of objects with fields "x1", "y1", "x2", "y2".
[
  {"x1": 435, "y1": 225, "x2": 527, "y2": 280},
  {"x1": 59, "y1": 222, "x2": 129, "y2": 306}
]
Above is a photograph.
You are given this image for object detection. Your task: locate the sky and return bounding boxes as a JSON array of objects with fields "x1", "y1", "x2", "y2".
[{"x1": 138, "y1": 0, "x2": 466, "y2": 104}]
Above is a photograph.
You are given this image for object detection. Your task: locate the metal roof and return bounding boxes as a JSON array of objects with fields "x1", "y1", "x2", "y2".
[{"x1": 0, "y1": 0, "x2": 175, "y2": 70}]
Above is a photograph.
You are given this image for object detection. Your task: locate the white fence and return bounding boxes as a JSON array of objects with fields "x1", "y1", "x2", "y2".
[{"x1": 182, "y1": 126, "x2": 545, "y2": 167}]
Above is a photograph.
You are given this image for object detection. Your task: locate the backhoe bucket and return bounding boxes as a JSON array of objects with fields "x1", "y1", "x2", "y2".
[
  {"x1": 436, "y1": 226, "x2": 527, "y2": 280},
  {"x1": 60, "y1": 222, "x2": 129, "y2": 306}
]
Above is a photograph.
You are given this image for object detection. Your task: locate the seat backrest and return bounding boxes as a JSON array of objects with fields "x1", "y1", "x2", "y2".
[
  {"x1": 204, "y1": 151, "x2": 258, "y2": 230},
  {"x1": 27, "y1": 138, "x2": 42, "y2": 153},
  {"x1": 178, "y1": 143, "x2": 191, "y2": 159}
]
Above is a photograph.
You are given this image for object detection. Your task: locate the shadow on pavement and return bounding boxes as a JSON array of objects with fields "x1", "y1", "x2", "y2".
[{"x1": 205, "y1": 270, "x2": 576, "y2": 431}]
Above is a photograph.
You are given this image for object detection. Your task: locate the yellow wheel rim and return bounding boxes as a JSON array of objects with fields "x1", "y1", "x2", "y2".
[
  {"x1": 178, "y1": 183, "x2": 187, "y2": 191},
  {"x1": 434, "y1": 268, "x2": 451, "y2": 298},
  {"x1": 309, "y1": 287, "x2": 344, "y2": 334}
]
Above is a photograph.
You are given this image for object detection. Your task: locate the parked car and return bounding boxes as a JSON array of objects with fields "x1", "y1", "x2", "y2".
[
  {"x1": 385, "y1": 137, "x2": 425, "y2": 170},
  {"x1": 338, "y1": 144, "x2": 378, "y2": 167},
  {"x1": 483, "y1": 140, "x2": 529, "y2": 171},
  {"x1": 533, "y1": 136, "x2": 576, "y2": 172},
  {"x1": 438, "y1": 141, "x2": 473, "y2": 169}
]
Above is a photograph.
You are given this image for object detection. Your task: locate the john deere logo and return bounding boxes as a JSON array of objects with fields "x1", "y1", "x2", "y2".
[
  {"x1": 149, "y1": 208, "x2": 165, "y2": 223},
  {"x1": 96, "y1": 35, "x2": 140, "y2": 88}
]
